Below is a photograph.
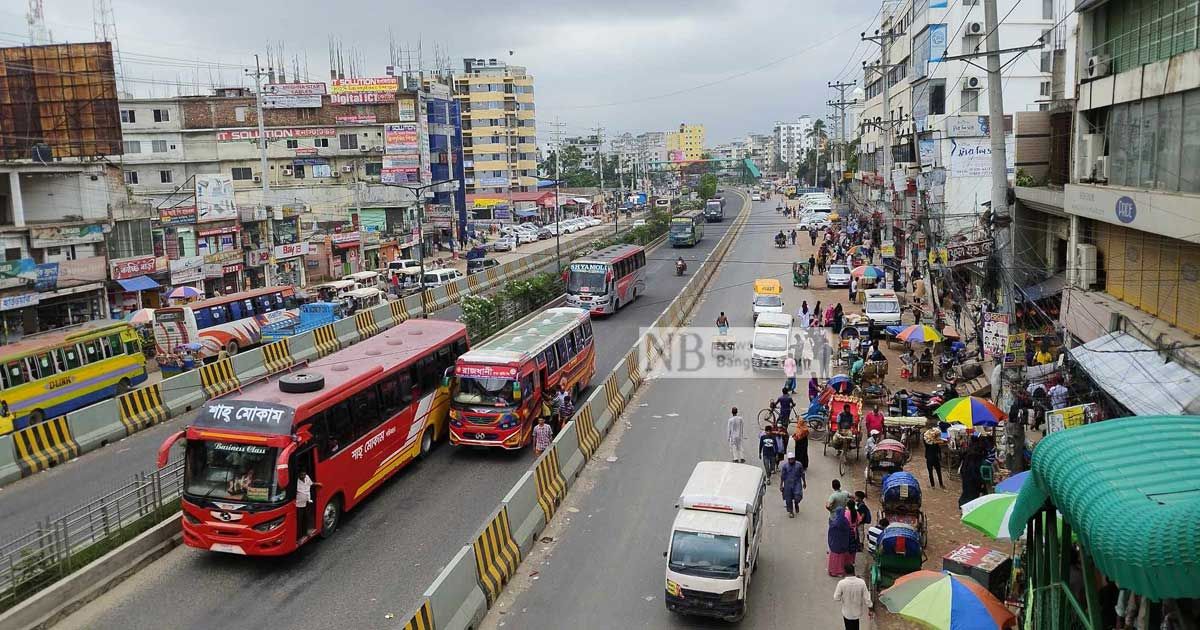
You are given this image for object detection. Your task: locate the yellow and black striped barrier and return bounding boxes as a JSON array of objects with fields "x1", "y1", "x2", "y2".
[
  {"x1": 575, "y1": 406, "x2": 602, "y2": 458},
  {"x1": 485, "y1": 267, "x2": 500, "y2": 284},
  {"x1": 466, "y1": 274, "x2": 481, "y2": 293},
  {"x1": 354, "y1": 311, "x2": 380, "y2": 340},
  {"x1": 533, "y1": 448, "x2": 566, "y2": 523},
  {"x1": 313, "y1": 323, "x2": 340, "y2": 358},
  {"x1": 625, "y1": 353, "x2": 642, "y2": 385},
  {"x1": 117, "y1": 384, "x2": 168, "y2": 435},
  {"x1": 471, "y1": 506, "x2": 521, "y2": 606},
  {"x1": 421, "y1": 290, "x2": 437, "y2": 315},
  {"x1": 390, "y1": 300, "x2": 410, "y2": 325},
  {"x1": 199, "y1": 358, "x2": 241, "y2": 399},
  {"x1": 12, "y1": 416, "x2": 80, "y2": 476},
  {"x1": 398, "y1": 600, "x2": 434, "y2": 630},
  {"x1": 261, "y1": 339, "x2": 294, "y2": 374},
  {"x1": 603, "y1": 374, "x2": 625, "y2": 420}
]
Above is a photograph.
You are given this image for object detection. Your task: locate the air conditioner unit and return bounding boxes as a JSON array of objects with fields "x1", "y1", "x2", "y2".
[
  {"x1": 968, "y1": 21, "x2": 985, "y2": 35},
  {"x1": 359, "y1": 145, "x2": 371, "y2": 152},
  {"x1": 253, "y1": 175, "x2": 261, "y2": 183},
  {"x1": 282, "y1": 167, "x2": 293, "y2": 176},
  {"x1": 1094, "y1": 156, "x2": 1109, "y2": 181},
  {"x1": 341, "y1": 165, "x2": 353, "y2": 173},
  {"x1": 964, "y1": 76, "x2": 984, "y2": 89},
  {"x1": 1075, "y1": 243, "x2": 1098, "y2": 288},
  {"x1": 332, "y1": 171, "x2": 341, "y2": 178},
  {"x1": 1086, "y1": 55, "x2": 1112, "y2": 79},
  {"x1": 1077, "y1": 133, "x2": 1105, "y2": 180}
]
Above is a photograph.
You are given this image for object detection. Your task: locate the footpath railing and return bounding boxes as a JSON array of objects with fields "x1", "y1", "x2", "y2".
[
  {"x1": 0, "y1": 230, "x2": 618, "y2": 612},
  {"x1": 390, "y1": 191, "x2": 751, "y2": 630}
]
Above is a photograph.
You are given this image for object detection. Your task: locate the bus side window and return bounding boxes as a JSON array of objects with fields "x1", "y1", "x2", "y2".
[
  {"x1": 564, "y1": 331, "x2": 577, "y2": 357},
  {"x1": 194, "y1": 308, "x2": 212, "y2": 329},
  {"x1": 5, "y1": 361, "x2": 26, "y2": 387},
  {"x1": 397, "y1": 370, "x2": 414, "y2": 405},
  {"x1": 51, "y1": 349, "x2": 69, "y2": 372},
  {"x1": 81, "y1": 340, "x2": 102, "y2": 365},
  {"x1": 125, "y1": 338, "x2": 140, "y2": 356},
  {"x1": 544, "y1": 346, "x2": 559, "y2": 374},
  {"x1": 229, "y1": 301, "x2": 244, "y2": 320},
  {"x1": 327, "y1": 401, "x2": 355, "y2": 452},
  {"x1": 378, "y1": 376, "x2": 401, "y2": 418},
  {"x1": 34, "y1": 353, "x2": 56, "y2": 379},
  {"x1": 582, "y1": 321, "x2": 593, "y2": 340},
  {"x1": 636, "y1": 251, "x2": 645, "y2": 268},
  {"x1": 436, "y1": 346, "x2": 453, "y2": 373},
  {"x1": 104, "y1": 334, "x2": 120, "y2": 358},
  {"x1": 63, "y1": 345, "x2": 82, "y2": 369},
  {"x1": 351, "y1": 386, "x2": 380, "y2": 440},
  {"x1": 453, "y1": 338, "x2": 469, "y2": 357},
  {"x1": 417, "y1": 357, "x2": 438, "y2": 392},
  {"x1": 555, "y1": 338, "x2": 570, "y2": 365},
  {"x1": 572, "y1": 327, "x2": 585, "y2": 350}
]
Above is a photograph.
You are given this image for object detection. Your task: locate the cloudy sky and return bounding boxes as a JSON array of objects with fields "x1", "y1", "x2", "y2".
[{"x1": 7, "y1": 0, "x2": 879, "y2": 144}]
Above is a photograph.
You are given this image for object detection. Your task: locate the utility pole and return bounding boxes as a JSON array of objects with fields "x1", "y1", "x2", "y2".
[
  {"x1": 246, "y1": 55, "x2": 273, "y2": 287},
  {"x1": 828, "y1": 80, "x2": 856, "y2": 201},
  {"x1": 591, "y1": 125, "x2": 611, "y2": 235},
  {"x1": 549, "y1": 117, "x2": 567, "y2": 271},
  {"x1": 862, "y1": 28, "x2": 898, "y2": 230}
]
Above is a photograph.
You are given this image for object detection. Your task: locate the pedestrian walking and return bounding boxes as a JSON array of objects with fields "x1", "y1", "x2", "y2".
[
  {"x1": 922, "y1": 421, "x2": 947, "y2": 488},
  {"x1": 808, "y1": 254, "x2": 816, "y2": 275},
  {"x1": 1048, "y1": 379, "x2": 1069, "y2": 409},
  {"x1": 798, "y1": 301, "x2": 811, "y2": 328},
  {"x1": 848, "y1": 277, "x2": 857, "y2": 303},
  {"x1": 810, "y1": 228, "x2": 818, "y2": 246},
  {"x1": 779, "y1": 452, "x2": 806, "y2": 517},
  {"x1": 827, "y1": 506, "x2": 855, "y2": 577},
  {"x1": 832, "y1": 304, "x2": 845, "y2": 334},
  {"x1": 833, "y1": 564, "x2": 872, "y2": 629},
  {"x1": 813, "y1": 301, "x2": 823, "y2": 326},
  {"x1": 826, "y1": 479, "x2": 852, "y2": 516},
  {"x1": 727, "y1": 407, "x2": 745, "y2": 463},
  {"x1": 784, "y1": 355, "x2": 798, "y2": 393},
  {"x1": 801, "y1": 333, "x2": 815, "y2": 372},
  {"x1": 533, "y1": 416, "x2": 553, "y2": 455},
  {"x1": 759, "y1": 425, "x2": 779, "y2": 482},
  {"x1": 791, "y1": 420, "x2": 811, "y2": 470},
  {"x1": 790, "y1": 229, "x2": 797, "y2": 245}
]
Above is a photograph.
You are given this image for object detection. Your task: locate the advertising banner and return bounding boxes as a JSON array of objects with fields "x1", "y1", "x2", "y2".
[
  {"x1": 946, "y1": 238, "x2": 995, "y2": 266},
  {"x1": 398, "y1": 96, "x2": 417, "y2": 122},
  {"x1": 335, "y1": 115, "x2": 376, "y2": 124},
  {"x1": 195, "y1": 174, "x2": 238, "y2": 222},
  {"x1": 29, "y1": 224, "x2": 105, "y2": 247},
  {"x1": 330, "y1": 77, "x2": 397, "y2": 105},
  {"x1": 169, "y1": 256, "x2": 204, "y2": 284},
  {"x1": 216, "y1": 127, "x2": 336, "y2": 142},
  {"x1": 947, "y1": 137, "x2": 1016, "y2": 177},
  {"x1": 273, "y1": 242, "x2": 310, "y2": 259},
  {"x1": 479, "y1": 176, "x2": 507, "y2": 187},
  {"x1": 1046, "y1": 403, "x2": 1100, "y2": 434},
  {"x1": 384, "y1": 123, "x2": 419, "y2": 154},
  {"x1": 34, "y1": 263, "x2": 59, "y2": 291},
  {"x1": 159, "y1": 205, "x2": 196, "y2": 226},
  {"x1": 981, "y1": 312, "x2": 1010, "y2": 358},
  {"x1": 381, "y1": 157, "x2": 420, "y2": 184},
  {"x1": 929, "y1": 24, "x2": 947, "y2": 63},
  {"x1": 0, "y1": 258, "x2": 36, "y2": 289},
  {"x1": 110, "y1": 255, "x2": 158, "y2": 280},
  {"x1": 263, "y1": 83, "x2": 325, "y2": 109}
]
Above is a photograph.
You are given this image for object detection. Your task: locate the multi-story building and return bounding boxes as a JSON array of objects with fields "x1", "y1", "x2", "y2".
[
  {"x1": 564, "y1": 134, "x2": 602, "y2": 170},
  {"x1": 454, "y1": 57, "x2": 537, "y2": 196},
  {"x1": 746, "y1": 134, "x2": 773, "y2": 163},
  {"x1": 666, "y1": 123, "x2": 705, "y2": 161},
  {"x1": 636, "y1": 131, "x2": 669, "y2": 165},
  {"x1": 774, "y1": 116, "x2": 816, "y2": 168}
]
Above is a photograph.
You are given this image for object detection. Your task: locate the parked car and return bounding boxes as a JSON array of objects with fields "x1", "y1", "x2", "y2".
[
  {"x1": 798, "y1": 212, "x2": 831, "y2": 230},
  {"x1": 825, "y1": 263, "x2": 851, "y2": 288},
  {"x1": 516, "y1": 230, "x2": 538, "y2": 244},
  {"x1": 467, "y1": 257, "x2": 501, "y2": 275},
  {"x1": 584, "y1": 217, "x2": 601, "y2": 227},
  {"x1": 536, "y1": 226, "x2": 553, "y2": 240},
  {"x1": 633, "y1": 219, "x2": 648, "y2": 227},
  {"x1": 751, "y1": 193, "x2": 763, "y2": 201},
  {"x1": 492, "y1": 236, "x2": 516, "y2": 252},
  {"x1": 421, "y1": 268, "x2": 464, "y2": 288}
]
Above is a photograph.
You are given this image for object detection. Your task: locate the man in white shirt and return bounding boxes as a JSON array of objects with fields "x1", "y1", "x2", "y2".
[
  {"x1": 833, "y1": 563, "x2": 872, "y2": 629},
  {"x1": 295, "y1": 471, "x2": 320, "y2": 542},
  {"x1": 727, "y1": 407, "x2": 745, "y2": 463},
  {"x1": 1048, "y1": 381, "x2": 1069, "y2": 409}
]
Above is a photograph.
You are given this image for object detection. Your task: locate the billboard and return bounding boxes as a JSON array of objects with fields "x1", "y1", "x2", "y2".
[
  {"x1": 381, "y1": 157, "x2": 419, "y2": 184},
  {"x1": 159, "y1": 204, "x2": 197, "y2": 226},
  {"x1": 384, "y1": 123, "x2": 419, "y2": 155},
  {"x1": 0, "y1": 42, "x2": 122, "y2": 160},
  {"x1": 263, "y1": 82, "x2": 325, "y2": 109},
  {"x1": 216, "y1": 127, "x2": 335, "y2": 142},
  {"x1": 330, "y1": 77, "x2": 397, "y2": 105},
  {"x1": 195, "y1": 174, "x2": 237, "y2": 222}
]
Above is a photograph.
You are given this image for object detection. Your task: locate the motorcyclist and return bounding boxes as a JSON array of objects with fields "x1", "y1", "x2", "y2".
[
  {"x1": 675, "y1": 257, "x2": 686, "y2": 274},
  {"x1": 775, "y1": 230, "x2": 786, "y2": 246}
]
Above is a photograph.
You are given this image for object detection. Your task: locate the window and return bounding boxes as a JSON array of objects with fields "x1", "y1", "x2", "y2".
[
  {"x1": 543, "y1": 346, "x2": 559, "y2": 374},
  {"x1": 235, "y1": 106, "x2": 247, "y2": 122},
  {"x1": 160, "y1": 170, "x2": 173, "y2": 184},
  {"x1": 232, "y1": 167, "x2": 253, "y2": 181},
  {"x1": 314, "y1": 138, "x2": 330, "y2": 148},
  {"x1": 123, "y1": 140, "x2": 141, "y2": 153},
  {"x1": 416, "y1": 356, "x2": 438, "y2": 392},
  {"x1": 120, "y1": 109, "x2": 136, "y2": 123},
  {"x1": 293, "y1": 164, "x2": 306, "y2": 179},
  {"x1": 153, "y1": 108, "x2": 170, "y2": 122},
  {"x1": 3, "y1": 361, "x2": 25, "y2": 387},
  {"x1": 1042, "y1": 0, "x2": 1053, "y2": 18},
  {"x1": 124, "y1": 171, "x2": 139, "y2": 185},
  {"x1": 1040, "y1": 81, "x2": 1051, "y2": 97},
  {"x1": 339, "y1": 134, "x2": 358, "y2": 150},
  {"x1": 81, "y1": 340, "x2": 103, "y2": 364},
  {"x1": 365, "y1": 162, "x2": 382, "y2": 176},
  {"x1": 151, "y1": 140, "x2": 168, "y2": 153},
  {"x1": 961, "y1": 89, "x2": 979, "y2": 113},
  {"x1": 286, "y1": 139, "x2": 299, "y2": 149}
]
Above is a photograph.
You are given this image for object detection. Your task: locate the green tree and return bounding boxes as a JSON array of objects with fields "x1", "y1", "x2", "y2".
[{"x1": 699, "y1": 173, "x2": 718, "y2": 199}]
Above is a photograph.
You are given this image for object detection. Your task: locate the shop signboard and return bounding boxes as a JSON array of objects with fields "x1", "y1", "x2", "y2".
[
  {"x1": 215, "y1": 127, "x2": 336, "y2": 142},
  {"x1": 947, "y1": 137, "x2": 1016, "y2": 177},
  {"x1": 204, "y1": 249, "x2": 242, "y2": 265},
  {"x1": 330, "y1": 77, "x2": 397, "y2": 105},
  {"x1": 159, "y1": 204, "x2": 197, "y2": 226},
  {"x1": 273, "y1": 242, "x2": 310, "y2": 259},
  {"x1": 0, "y1": 293, "x2": 38, "y2": 311},
  {"x1": 295, "y1": 147, "x2": 318, "y2": 157},
  {"x1": 29, "y1": 224, "x2": 105, "y2": 248},
  {"x1": 946, "y1": 238, "x2": 994, "y2": 266},
  {"x1": 1045, "y1": 403, "x2": 1100, "y2": 434},
  {"x1": 427, "y1": 206, "x2": 453, "y2": 228},
  {"x1": 981, "y1": 312, "x2": 1010, "y2": 358},
  {"x1": 480, "y1": 176, "x2": 507, "y2": 187},
  {"x1": 197, "y1": 223, "x2": 240, "y2": 237},
  {"x1": 398, "y1": 96, "x2": 417, "y2": 122},
  {"x1": 169, "y1": 256, "x2": 204, "y2": 284},
  {"x1": 384, "y1": 123, "x2": 419, "y2": 154},
  {"x1": 880, "y1": 240, "x2": 896, "y2": 259},
  {"x1": 1003, "y1": 332, "x2": 1028, "y2": 368},
  {"x1": 246, "y1": 249, "x2": 271, "y2": 266},
  {"x1": 111, "y1": 255, "x2": 158, "y2": 280},
  {"x1": 331, "y1": 232, "x2": 361, "y2": 246},
  {"x1": 0, "y1": 258, "x2": 36, "y2": 289},
  {"x1": 381, "y1": 158, "x2": 420, "y2": 184},
  {"x1": 263, "y1": 82, "x2": 325, "y2": 109},
  {"x1": 34, "y1": 263, "x2": 59, "y2": 291},
  {"x1": 335, "y1": 114, "x2": 377, "y2": 124},
  {"x1": 195, "y1": 174, "x2": 237, "y2": 222}
]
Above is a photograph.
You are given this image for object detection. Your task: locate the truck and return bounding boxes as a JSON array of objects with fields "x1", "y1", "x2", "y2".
[
  {"x1": 703, "y1": 198, "x2": 725, "y2": 222},
  {"x1": 260, "y1": 302, "x2": 344, "y2": 342},
  {"x1": 665, "y1": 462, "x2": 764, "y2": 623}
]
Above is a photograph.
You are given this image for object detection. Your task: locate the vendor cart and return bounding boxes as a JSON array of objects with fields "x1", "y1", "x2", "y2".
[
  {"x1": 823, "y1": 394, "x2": 863, "y2": 474},
  {"x1": 882, "y1": 415, "x2": 926, "y2": 450},
  {"x1": 792, "y1": 261, "x2": 810, "y2": 288}
]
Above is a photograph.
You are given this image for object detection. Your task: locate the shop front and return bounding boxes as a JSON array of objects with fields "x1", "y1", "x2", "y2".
[
  {"x1": 330, "y1": 231, "x2": 362, "y2": 277},
  {"x1": 168, "y1": 255, "x2": 205, "y2": 293},
  {"x1": 244, "y1": 247, "x2": 272, "y2": 289},
  {"x1": 271, "y1": 241, "x2": 309, "y2": 288},
  {"x1": 109, "y1": 254, "x2": 168, "y2": 317},
  {"x1": 1, "y1": 284, "x2": 109, "y2": 341},
  {"x1": 362, "y1": 231, "x2": 383, "y2": 270}
]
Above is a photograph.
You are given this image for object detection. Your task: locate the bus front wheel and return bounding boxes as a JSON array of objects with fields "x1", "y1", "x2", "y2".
[
  {"x1": 320, "y1": 495, "x2": 342, "y2": 539},
  {"x1": 419, "y1": 427, "x2": 435, "y2": 459}
]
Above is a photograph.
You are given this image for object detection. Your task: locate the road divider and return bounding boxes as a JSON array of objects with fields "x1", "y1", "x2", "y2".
[
  {"x1": 12, "y1": 416, "x2": 80, "y2": 477},
  {"x1": 198, "y1": 358, "x2": 240, "y2": 399},
  {"x1": 392, "y1": 191, "x2": 752, "y2": 630},
  {"x1": 117, "y1": 384, "x2": 169, "y2": 435},
  {"x1": 260, "y1": 339, "x2": 294, "y2": 375}
]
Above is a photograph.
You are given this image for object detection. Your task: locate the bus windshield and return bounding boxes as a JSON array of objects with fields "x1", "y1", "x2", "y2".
[
  {"x1": 184, "y1": 441, "x2": 284, "y2": 503},
  {"x1": 453, "y1": 375, "x2": 517, "y2": 407},
  {"x1": 670, "y1": 221, "x2": 693, "y2": 235},
  {"x1": 567, "y1": 263, "x2": 607, "y2": 294}
]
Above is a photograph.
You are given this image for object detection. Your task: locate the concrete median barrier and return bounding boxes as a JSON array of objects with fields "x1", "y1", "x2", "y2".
[
  {"x1": 552, "y1": 420, "x2": 586, "y2": 482},
  {"x1": 312, "y1": 323, "x2": 341, "y2": 358},
  {"x1": 353, "y1": 310, "x2": 381, "y2": 340},
  {"x1": 470, "y1": 506, "x2": 521, "y2": 607},
  {"x1": 533, "y1": 447, "x2": 566, "y2": 525},
  {"x1": 332, "y1": 313, "x2": 361, "y2": 347},
  {"x1": 198, "y1": 358, "x2": 240, "y2": 399},
  {"x1": 573, "y1": 405, "x2": 603, "y2": 457},
  {"x1": 421, "y1": 545, "x2": 487, "y2": 630},
  {"x1": 11, "y1": 416, "x2": 80, "y2": 478},
  {"x1": 500, "y1": 469, "x2": 544, "y2": 554},
  {"x1": 230, "y1": 347, "x2": 268, "y2": 384},
  {"x1": 395, "y1": 599, "x2": 434, "y2": 630},
  {"x1": 70, "y1": 399, "x2": 127, "y2": 452},
  {"x1": 0, "y1": 435, "x2": 22, "y2": 485},
  {"x1": 116, "y1": 384, "x2": 169, "y2": 436},
  {"x1": 261, "y1": 339, "x2": 295, "y2": 375},
  {"x1": 160, "y1": 368, "x2": 205, "y2": 415}
]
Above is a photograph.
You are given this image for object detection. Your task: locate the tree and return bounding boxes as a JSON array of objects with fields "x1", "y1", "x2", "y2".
[
  {"x1": 699, "y1": 173, "x2": 718, "y2": 200},
  {"x1": 804, "y1": 120, "x2": 829, "y2": 187}
]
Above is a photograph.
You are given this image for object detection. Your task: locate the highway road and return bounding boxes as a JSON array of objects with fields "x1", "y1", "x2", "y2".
[
  {"x1": 478, "y1": 195, "x2": 852, "y2": 629},
  {"x1": 0, "y1": 218, "x2": 625, "y2": 537},
  {"x1": 55, "y1": 191, "x2": 747, "y2": 630}
]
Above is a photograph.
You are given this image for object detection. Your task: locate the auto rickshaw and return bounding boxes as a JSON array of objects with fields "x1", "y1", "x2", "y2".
[{"x1": 792, "y1": 261, "x2": 810, "y2": 288}]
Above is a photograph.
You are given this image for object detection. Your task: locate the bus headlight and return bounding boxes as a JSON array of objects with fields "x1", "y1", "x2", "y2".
[{"x1": 252, "y1": 516, "x2": 286, "y2": 532}]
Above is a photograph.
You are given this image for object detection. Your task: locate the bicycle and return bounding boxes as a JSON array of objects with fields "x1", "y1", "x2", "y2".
[{"x1": 759, "y1": 401, "x2": 828, "y2": 441}]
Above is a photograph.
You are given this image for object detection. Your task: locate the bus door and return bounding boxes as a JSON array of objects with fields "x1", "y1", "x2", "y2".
[{"x1": 292, "y1": 446, "x2": 318, "y2": 543}]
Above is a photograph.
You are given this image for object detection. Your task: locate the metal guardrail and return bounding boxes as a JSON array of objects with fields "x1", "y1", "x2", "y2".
[{"x1": 0, "y1": 460, "x2": 184, "y2": 610}]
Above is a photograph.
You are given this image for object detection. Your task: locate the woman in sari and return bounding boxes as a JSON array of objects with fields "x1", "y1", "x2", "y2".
[{"x1": 827, "y1": 507, "x2": 855, "y2": 576}]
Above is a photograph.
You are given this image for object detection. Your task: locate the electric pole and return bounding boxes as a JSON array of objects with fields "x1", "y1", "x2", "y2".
[
  {"x1": 246, "y1": 56, "x2": 273, "y2": 286},
  {"x1": 862, "y1": 28, "x2": 898, "y2": 231},
  {"x1": 828, "y1": 80, "x2": 856, "y2": 202},
  {"x1": 591, "y1": 125, "x2": 611, "y2": 235}
]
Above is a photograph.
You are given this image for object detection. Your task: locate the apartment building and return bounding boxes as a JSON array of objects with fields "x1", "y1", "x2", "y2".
[
  {"x1": 455, "y1": 57, "x2": 537, "y2": 195},
  {"x1": 665, "y1": 123, "x2": 705, "y2": 161},
  {"x1": 774, "y1": 116, "x2": 816, "y2": 168},
  {"x1": 564, "y1": 134, "x2": 602, "y2": 170}
]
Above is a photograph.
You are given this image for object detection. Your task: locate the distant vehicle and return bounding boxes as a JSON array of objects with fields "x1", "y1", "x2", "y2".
[
  {"x1": 158, "y1": 318, "x2": 469, "y2": 555},
  {"x1": 565, "y1": 244, "x2": 647, "y2": 314},
  {"x1": 342, "y1": 270, "x2": 382, "y2": 290},
  {"x1": 422, "y1": 268, "x2": 464, "y2": 288},
  {"x1": 261, "y1": 302, "x2": 344, "y2": 343},
  {"x1": 864, "y1": 289, "x2": 902, "y2": 327},
  {"x1": 633, "y1": 219, "x2": 648, "y2": 227},
  {"x1": 153, "y1": 286, "x2": 298, "y2": 372},
  {"x1": 584, "y1": 217, "x2": 602, "y2": 227},
  {"x1": 515, "y1": 230, "x2": 538, "y2": 244},
  {"x1": 751, "y1": 312, "x2": 793, "y2": 369},
  {"x1": 751, "y1": 278, "x2": 784, "y2": 321},
  {"x1": 826, "y1": 263, "x2": 852, "y2": 288},
  {"x1": 385, "y1": 259, "x2": 421, "y2": 282},
  {"x1": 751, "y1": 193, "x2": 762, "y2": 201},
  {"x1": 536, "y1": 226, "x2": 553, "y2": 240},
  {"x1": 654, "y1": 198, "x2": 671, "y2": 208},
  {"x1": 799, "y1": 212, "x2": 831, "y2": 230},
  {"x1": 670, "y1": 210, "x2": 706, "y2": 247},
  {"x1": 343, "y1": 287, "x2": 386, "y2": 313},
  {"x1": 703, "y1": 198, "x2": 726, "y2": 222},
  {"x1": 0, "y1": 321, "x2": 147, "y2": 427},
  {"x1": 492, "y1": 236, "x2": 516, "y2": 252},
  {"x1": 467, "y1": 257, "x2": 500, "y2": 275}
]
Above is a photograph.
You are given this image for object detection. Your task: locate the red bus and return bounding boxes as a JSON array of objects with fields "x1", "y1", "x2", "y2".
[
  {"x1": 157, "y1": 318, "x2": 468, "y2": 555},
  {"x1": 564, "y1": 244, "x2": 647, "y2": 314},
  {"x1": 448, "y1": 307, "x2": 595, "y2": 450}
]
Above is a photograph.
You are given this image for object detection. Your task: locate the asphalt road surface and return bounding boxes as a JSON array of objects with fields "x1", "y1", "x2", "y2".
[
  {"x1": 478, "y1": 194, "x2": 863, "y2": 629},
  {"x1": 0, "y1": 218, "x2": 626, "y2": 537},
  {"x1": 55, "y1": 192, "x2": 746, "y2": 630}
]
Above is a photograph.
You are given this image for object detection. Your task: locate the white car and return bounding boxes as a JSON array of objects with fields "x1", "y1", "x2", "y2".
[
  {"x1": 492, "y1": 236, "x2": 515, "y2": 252},
  {"x1": 751, "y1": 193, "x2": 763, "y2": 201},
  {"x1": 515, "y1": 230, "x2": 538, "y2": 244},
  {"x1": 798, "y1": 212, "x2": 831, "y2": 230},
  {"x1": 584, "y1": 217, "x2": 602, "y2": 227},
  {"x1": 825, "y1": 263, "x2": 852, "y2": 288},
  {"x1": 421, "y1": 268, "x2": 463, "y2": 288},
  {"x1": 633, "y1": 219, "x2": 648, "y2": 227}
]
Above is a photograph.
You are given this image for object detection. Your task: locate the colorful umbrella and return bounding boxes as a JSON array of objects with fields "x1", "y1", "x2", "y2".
[
  {"x1": 825, "y1": 374, "x2": 854, "y2": 394},
  {"x1": 995, "y1": 471, "x2": 1030, "y2": 494},
  {"x1": 960, "y1": 493, "x2": 1023, "y2": 540},
  {"x1": 125, "y1": 308, "x2": 154, "y2": 325},
  {"x1": 896, "y1": 324, "x2": 944, "y2": 344},
  {"x1": 850, "y1": 265, "x2": 885, "y2": 279},
  {"x1": 169, "y1": 286, "x2": 202, "y2": 300},
  {"x1": 880, "y1": 570, "x2": 1016, "y2": 630},
  {"x1": 934, "y1": 396, "x2": 1006, "y2": 428},
  {"x1": 847, "y1": 245, "x2": 865, "y2": 256}
]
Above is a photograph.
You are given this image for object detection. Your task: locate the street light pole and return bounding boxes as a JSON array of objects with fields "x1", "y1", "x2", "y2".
[{"x1": 382, "y1": 178, "x2": 459, "y2": 315}]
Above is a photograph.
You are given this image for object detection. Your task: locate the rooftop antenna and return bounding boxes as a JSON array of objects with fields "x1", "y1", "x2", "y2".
[
  {"x1": 28, "y1": 0, "x2": 51, "y2": 45},
  {"x1": 328, "y1": 36, "x2": 336, "y2": 81}
]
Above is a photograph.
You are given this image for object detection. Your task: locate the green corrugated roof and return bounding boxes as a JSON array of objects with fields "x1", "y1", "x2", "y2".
[{"x1": 1007, "y1": 415, "x2": 1200, "y2": 599}]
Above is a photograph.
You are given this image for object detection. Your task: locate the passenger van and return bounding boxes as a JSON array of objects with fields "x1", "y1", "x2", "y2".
[
  {"x1": 751, "y1": 312, "x2": 793, "y2": 369},
  {"x1": 310, "y1": 279, "x2": 360, "y2": 302},
  {"x1": 864, "y1": 288, "x2": 902, "y2": 328},
  {"x1": 343, "y1": 287, "x2": 386, "y2": 313},
  {"x1": 751, "y1": 278, "x2": 784, "y2": 321},
  {"x1": 421, "y1": 268, "x2": 463, "y2": 288},
  {"x1": 342, "y1": 270, "x2": 382, "y2": 289},
  {"x1": 665, "y1": 461, "x2": 764, "y2": 623}
]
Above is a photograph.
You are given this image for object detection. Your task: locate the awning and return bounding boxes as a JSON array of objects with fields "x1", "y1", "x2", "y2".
[
  {"x1": 116, "y1": 275, "x2": 160, "y2": 292},
  {"x1": 572, "y1": 197, "x2": 591, "y2": 204},
  {"x1": 514, "y1": 209, "x2": 540, "y2": 218},
  {"x1": 1019, "y1": 273, "x2": 1066, "y2": 302},
  {"x1": 1069, "y1": 332, "x2": 1200, "y2": 416}
]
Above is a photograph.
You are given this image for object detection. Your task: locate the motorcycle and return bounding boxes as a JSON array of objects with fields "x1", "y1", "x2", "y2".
[
  {"x1": 890, "y1": 383, "x2": 955, "y2": 418},
  {"x1": 774, "y1": 234, "x2": 787, "y2": 248},
  {"x1": 675, "y1": 260, "x2": 687, "y2": 276}
]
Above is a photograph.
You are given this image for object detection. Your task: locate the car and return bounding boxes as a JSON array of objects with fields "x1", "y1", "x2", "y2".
[
  {"x1": 584, "y1": 217, "x2": 601, "y2": 227},
  {"x1": 536, "y1": 226, "x2": 552, "y2": 240},
  {"x1": 421, "y1": 268, "x2": 463, "y2": 288},
  {"x1": 492, "y1": 236, "x2": 516, "y2": 252},
  {"x1": 798, "y1": 212, "x2": 831, "y2": 230},
  {"x1": 467, "y1": 257, "x2": 501, "y2": 275},
  {"x1": 751, "y1": 193, "x2": 763, "y2": 201},
  {"x1": 826, "y1": 263, "x2": 851, "y2": 288},
  {"x1": 633, "y1": 219, "x2": 648, "y2": 227},
  {"x1": 516, "y1": 230, "x2": 538, "y2": 244}
]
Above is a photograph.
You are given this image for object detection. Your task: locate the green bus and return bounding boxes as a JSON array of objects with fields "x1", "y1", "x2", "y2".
[{"x1": 669, "y1": 210, "x2": 706, "y2": 247}]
